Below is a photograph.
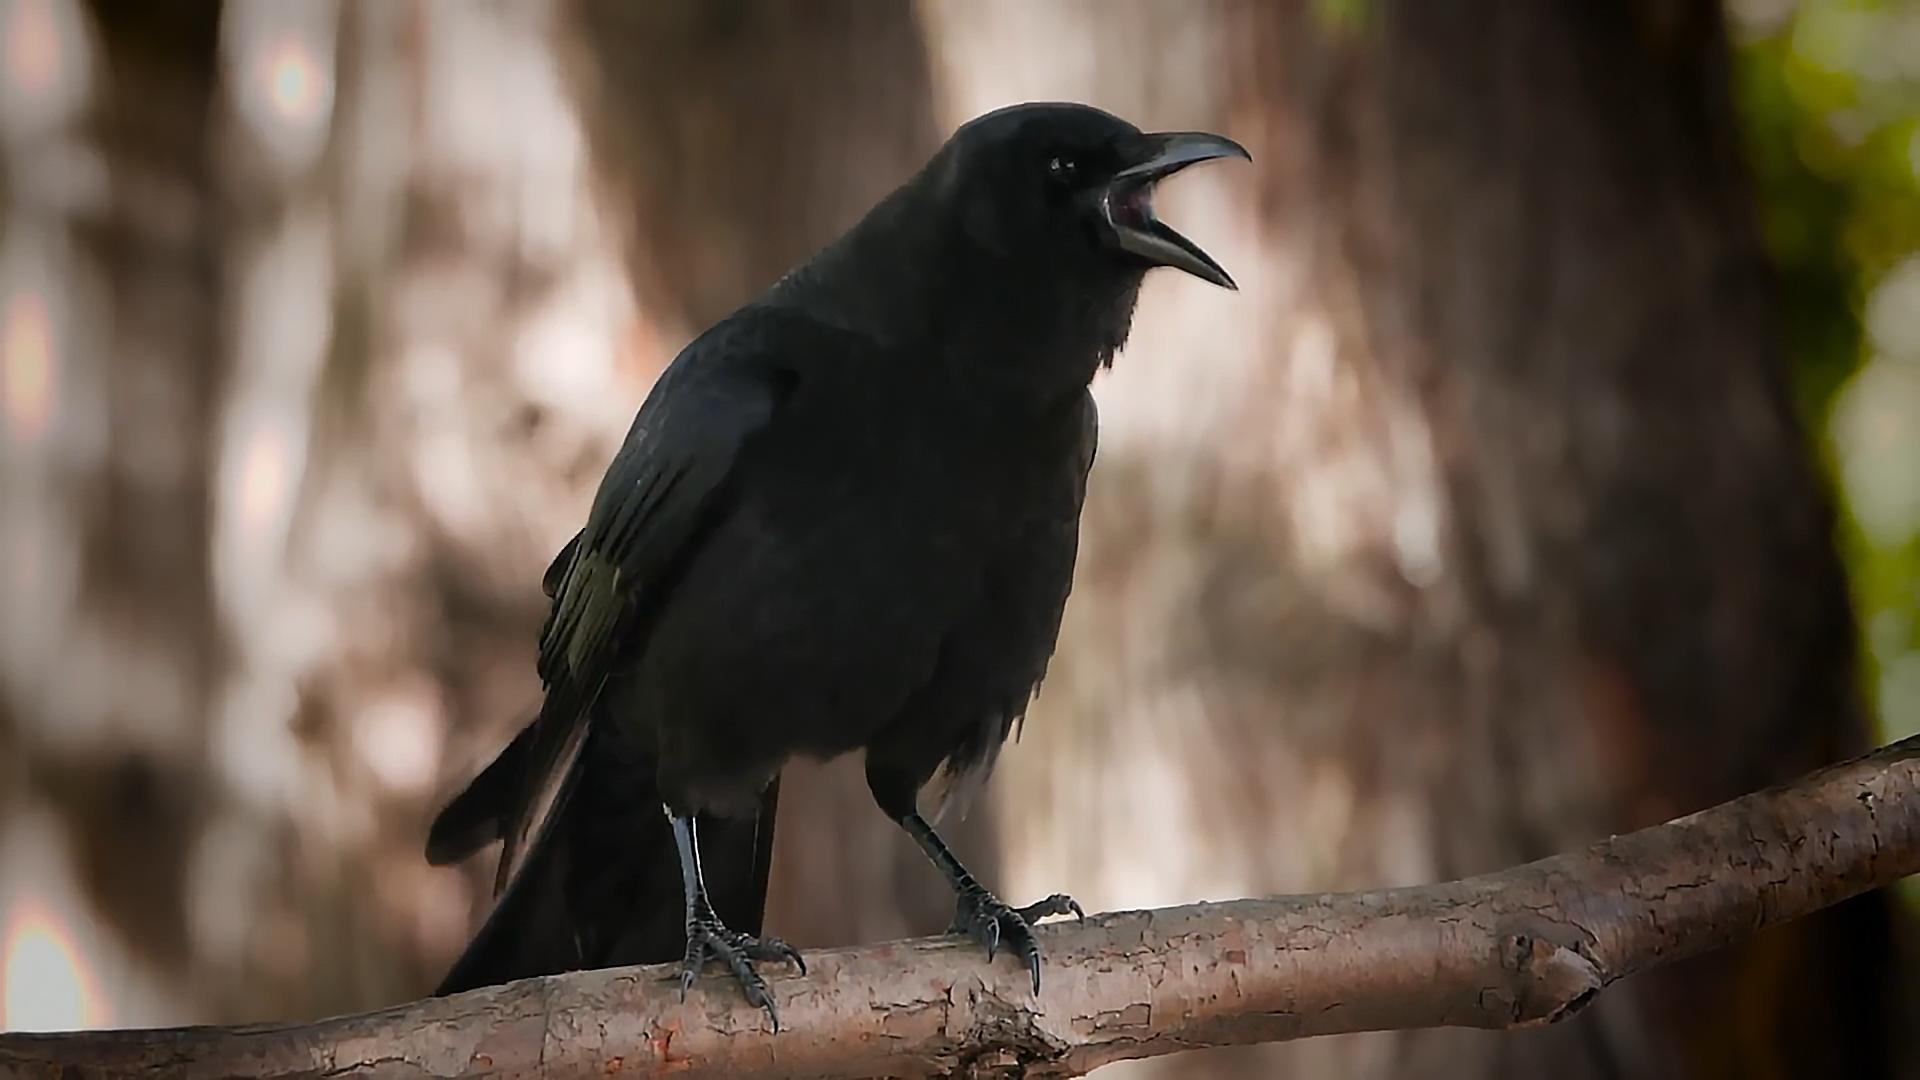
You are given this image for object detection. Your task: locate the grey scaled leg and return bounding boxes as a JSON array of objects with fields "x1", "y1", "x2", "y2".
[
  {"x1": 897, "y1": 811, "x2": 1083, "y2": 993},
  {"x1": 667, "y1": 808, "x2": 805, "y2": 1029}
]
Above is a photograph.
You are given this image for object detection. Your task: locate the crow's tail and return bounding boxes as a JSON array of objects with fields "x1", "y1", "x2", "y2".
[{"x1": 430, "y1": 730, "x2": 781, "y2": 995}]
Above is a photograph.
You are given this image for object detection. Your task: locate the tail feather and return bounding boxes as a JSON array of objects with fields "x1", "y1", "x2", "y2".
[
  {"x1": 431, "y1": 733, "x2": 783, "y2": 995},
  {"x1": 433, "y1": 775, "x2": 582, "y2": 994},
  {"x1": 425, "y1": 722, "x2": 537, "y2": 867}
]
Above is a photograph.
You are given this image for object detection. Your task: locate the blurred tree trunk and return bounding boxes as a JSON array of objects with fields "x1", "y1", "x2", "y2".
[
  {"x1": 1, "y1": 0, "x2": 225, "y2": 1023},
  {"x1": 552, "y1": 0, "x2": 975, "y2": 950},
  {"x1": 10, "y1": 0, "x2": 678, "y2": 1026},
  {"x1": 1226, "y1": 5, "x2": 1898, "y2": 1077},
  {"x1": 947, "y1": 2, "x2": 1905, "y2": 1078}
]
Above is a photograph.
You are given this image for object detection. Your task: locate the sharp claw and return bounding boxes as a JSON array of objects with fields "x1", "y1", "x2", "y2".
[
  {"x1": 950, "y1": 887, "x2": 1077, "y2": 994},
  {"x1": 680, "y1": 921, "x2": 794, "y2": 1029},
  {"x1": 735, "y1": 968, "x2": 778, "y2": 1032},
  {"x1": 1011, "y1": 892, "x2": 1082, "y2": 925},
  {"x1": 679, "y1": 937, "x2": 701, "y2": 1002},
  {"x1": 1007, "y1": 921, "x2": 1041, "y2": 995},
  {"x1": 750, "y1": 936, "x2": 807, "y2": 975}
]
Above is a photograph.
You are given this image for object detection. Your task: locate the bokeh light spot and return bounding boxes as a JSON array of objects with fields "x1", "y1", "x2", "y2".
[
  {"x1": 260, "y1": 35, "x2": 323, "y2": 126},
  {"x1": 1, "y1": 897, "x2": 109, "y2": 1032},
  {"x1": 2, "y1": 289, "x2": 55, "y2": 444},
  {"x1": 2, "y1": 0, "x2": 59, "y2": 99},
  {"x1": 236, "y1": 422, "x2": 289, "y2": 544}
]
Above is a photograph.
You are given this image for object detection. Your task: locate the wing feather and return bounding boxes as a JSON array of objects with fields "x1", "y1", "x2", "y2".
[{"x1": 488, "y1": 312, "x2": 802, "y2": 891}]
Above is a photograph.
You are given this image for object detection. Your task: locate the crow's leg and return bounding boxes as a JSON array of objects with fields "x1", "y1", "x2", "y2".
[
  {"x1": 667, "y1": 808, "x2": 805, "y2": 1028},
  {"x1": 896, "y1": 811, "x2": 1083, "y2": 993}
]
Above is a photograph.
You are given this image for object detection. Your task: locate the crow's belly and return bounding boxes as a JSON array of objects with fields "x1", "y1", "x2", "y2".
[{"x1": 614, "y1": 504, "x2": 994, "y2": 814}]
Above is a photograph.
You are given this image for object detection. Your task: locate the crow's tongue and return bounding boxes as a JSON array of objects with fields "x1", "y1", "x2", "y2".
[{"x1": 1106, "y1": 182, "x2": 1156, "y2": 229}]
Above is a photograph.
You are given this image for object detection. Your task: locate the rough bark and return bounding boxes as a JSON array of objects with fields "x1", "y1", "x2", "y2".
[{"x1": 4, "y1": 731, "x2": 1916, "y2": 1080}]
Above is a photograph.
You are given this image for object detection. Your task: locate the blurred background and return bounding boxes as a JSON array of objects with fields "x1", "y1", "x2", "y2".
[{"x1": 1, "y1": 1, "x2": 1917, "y2": 1077}]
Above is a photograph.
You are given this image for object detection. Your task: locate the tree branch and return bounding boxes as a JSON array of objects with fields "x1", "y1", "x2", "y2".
[{"x1": 5, "y1": 734, "x2": 1917, "y2": 1079}]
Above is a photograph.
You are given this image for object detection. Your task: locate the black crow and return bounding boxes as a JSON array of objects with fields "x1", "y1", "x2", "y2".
[{"x1": 426, "y1": 102, "x2": 1246, "y2": 1026}]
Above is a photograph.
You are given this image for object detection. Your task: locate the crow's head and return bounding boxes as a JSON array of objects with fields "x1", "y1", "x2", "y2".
[{"x1": 929, "y1": 102, "x2": 1248, "y2": 290}]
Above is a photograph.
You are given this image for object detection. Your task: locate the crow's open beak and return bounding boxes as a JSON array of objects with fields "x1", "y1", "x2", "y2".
[{"x1": 1102, "y1": 131, "x2": 1250, "y2": 289}]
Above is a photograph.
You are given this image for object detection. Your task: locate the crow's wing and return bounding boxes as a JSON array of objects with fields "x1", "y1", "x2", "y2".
[
  {"x1": 501, "y1": 315, "x2": 803, "y2": 891},
  {"x1": 427, "y1": 309, "x2": 821, "y2": 900}
]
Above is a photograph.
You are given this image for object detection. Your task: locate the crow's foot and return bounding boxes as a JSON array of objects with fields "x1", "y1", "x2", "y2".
[
  {"x1": 949, "y1": 887, "x2": 1083, "y2": 994},
  {"x1": 680, "y1": 917, "x2": 806, "y2": 1030}
]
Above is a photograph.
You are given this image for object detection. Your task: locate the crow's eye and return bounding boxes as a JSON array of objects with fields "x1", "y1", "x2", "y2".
[{"x1": 1046, "y1": 154, "x2": 1078, "y2": 183}]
